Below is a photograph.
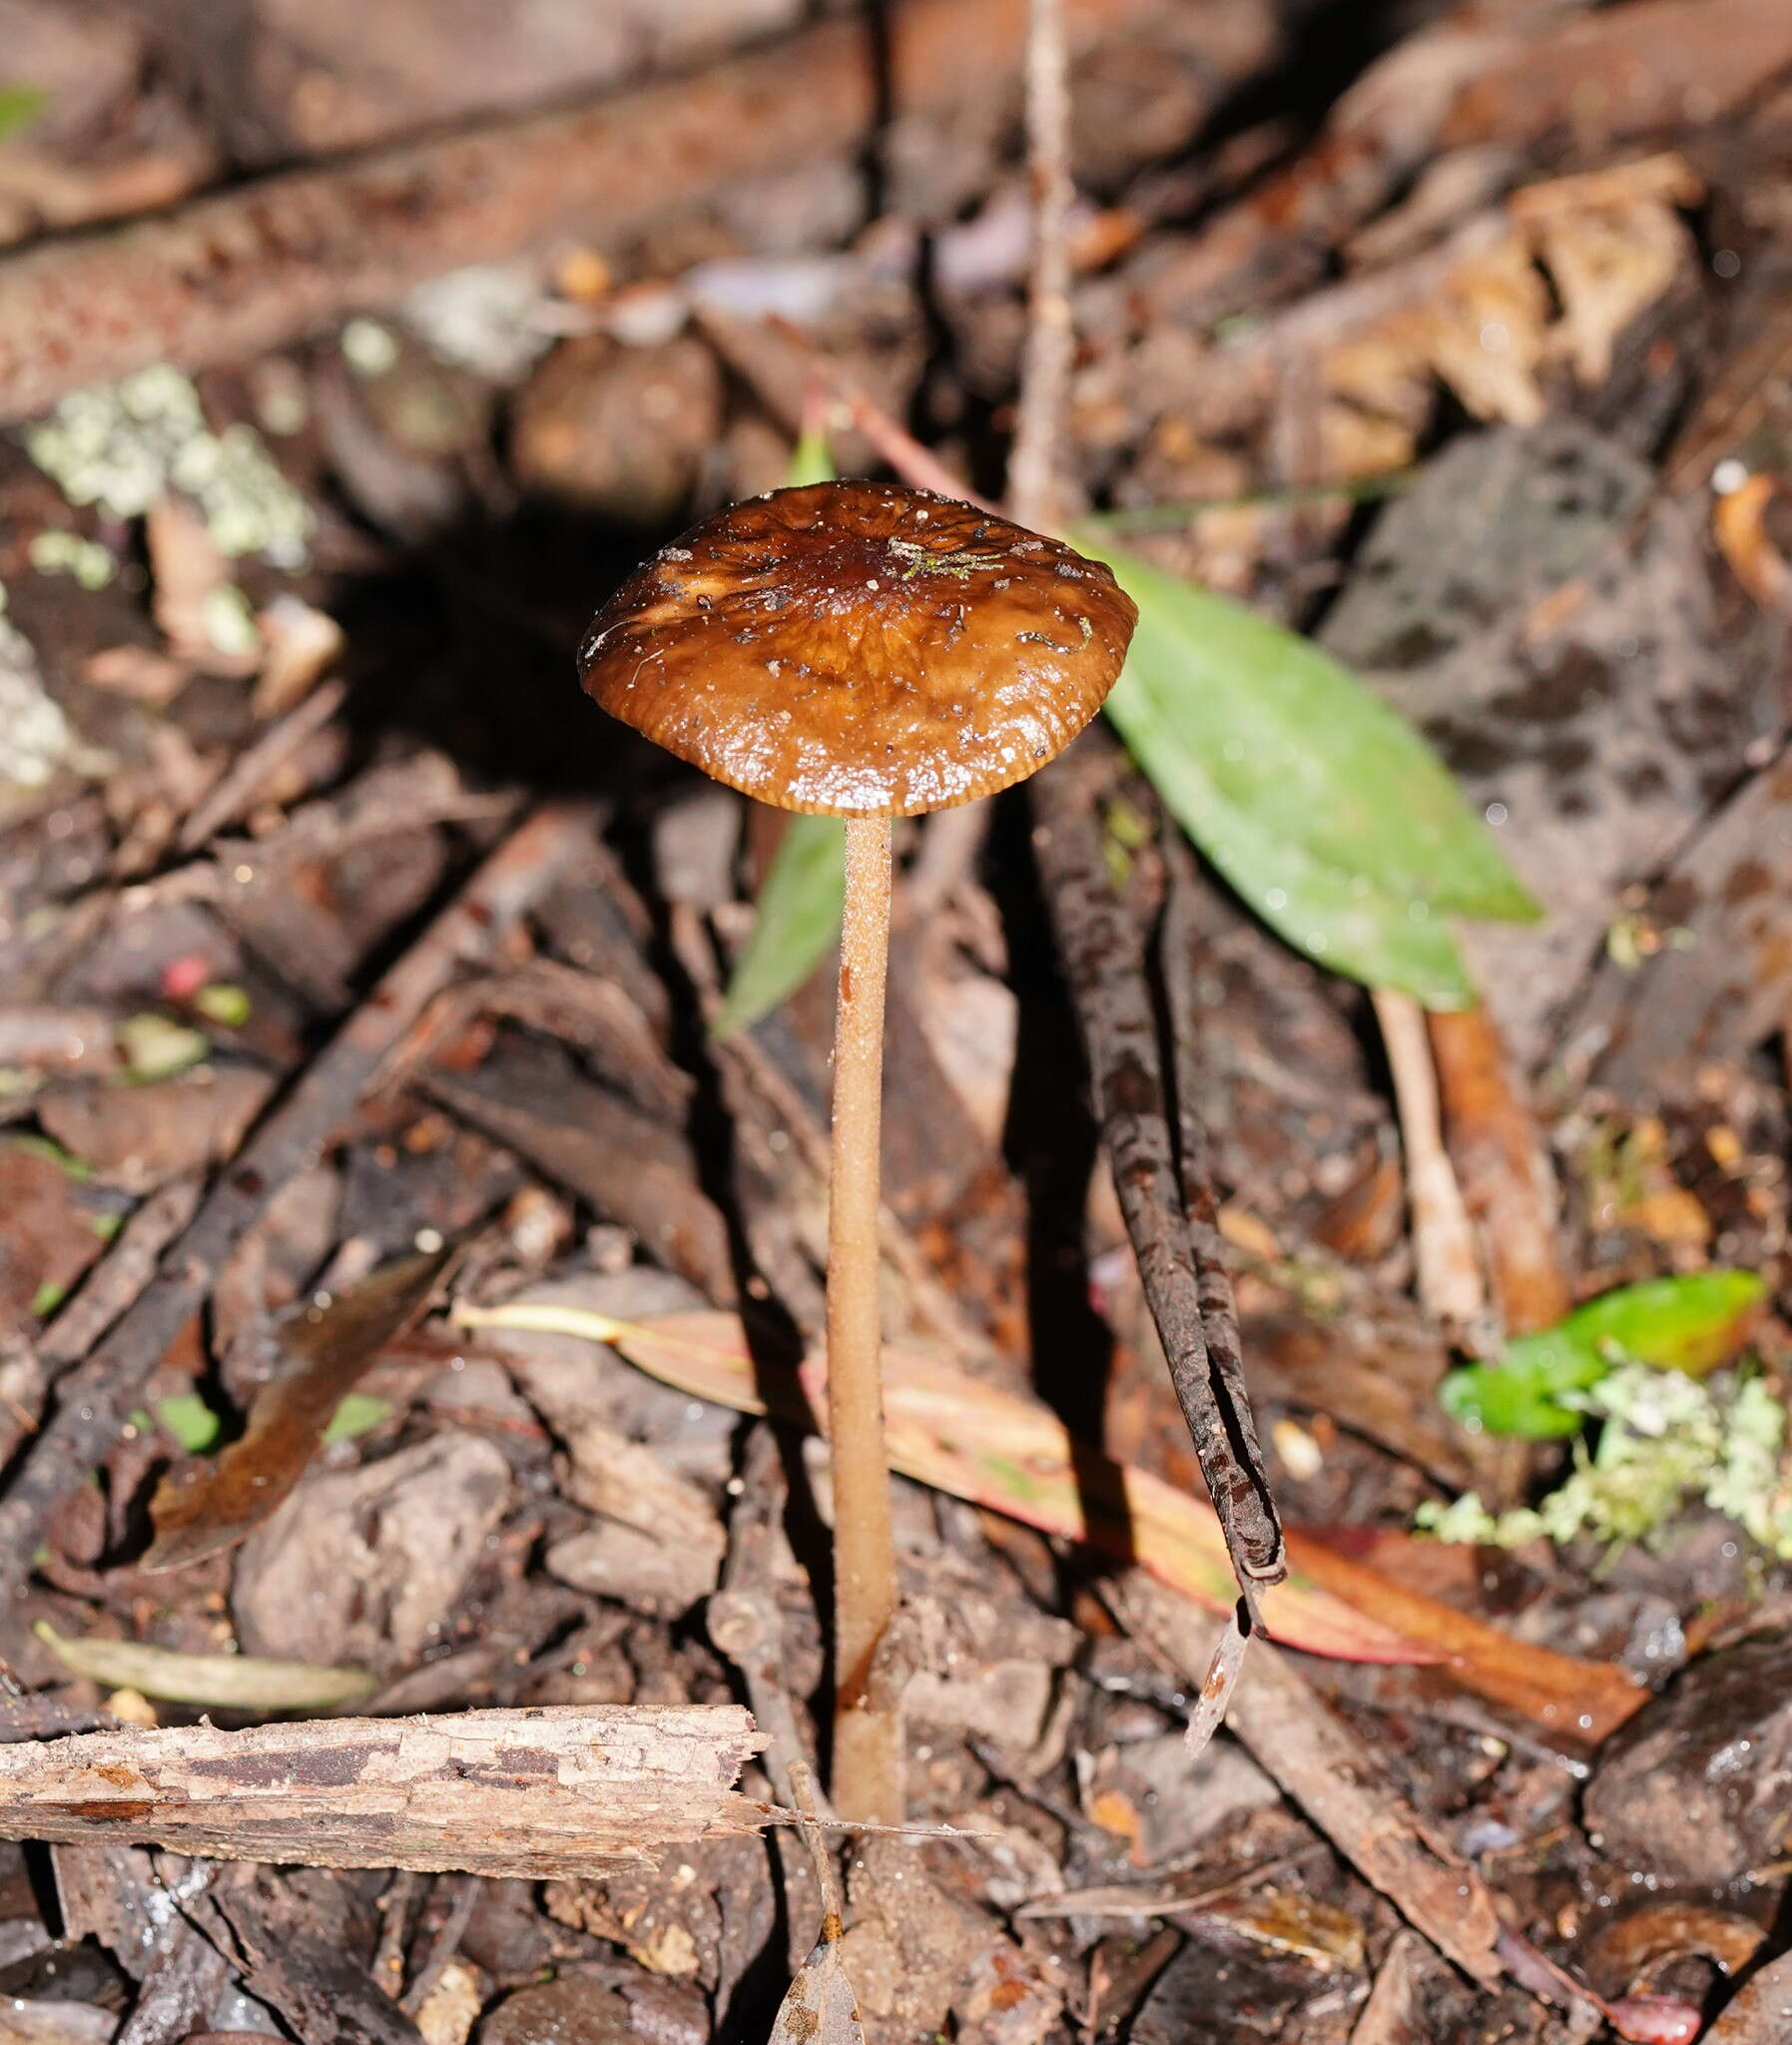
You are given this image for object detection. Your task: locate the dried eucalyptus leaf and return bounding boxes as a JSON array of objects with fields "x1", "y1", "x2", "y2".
[{"x1": 35, "y1": 1623, "x2": 375, "y2": 1710}]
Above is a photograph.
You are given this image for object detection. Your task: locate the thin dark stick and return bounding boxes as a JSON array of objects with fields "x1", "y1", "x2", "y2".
[
  {"x1": 1006, "y1": 0, "x2": 1281, "y2": 1614},
  {"x1": 0, "y1": 803, "x2": 587, "y2": 1602},
  {"x1": 37, "y1": 1173, "x2": 205, "y2": 1371},
  {"x1": 708, "y1": 1425, "x2": 824, "y2": 1815},
  {"x1": 1160, "y1": 832, "x2": 1282, "y2": 1585},
  {"x1": 397, "y1": 1876, "x2": 480, "y2": 2018},
  {"x1": 1031, "y1": 739, "x2": 1285, "y2": 1596}
]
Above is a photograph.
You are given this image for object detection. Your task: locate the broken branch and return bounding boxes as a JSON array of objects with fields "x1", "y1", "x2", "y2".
[
  {"x1": 0, "y1": 1706, "x2": 762, "y2": 1879},
  {"x1": 0, "y1": 0, "x2": 1164, "y2": 424}
]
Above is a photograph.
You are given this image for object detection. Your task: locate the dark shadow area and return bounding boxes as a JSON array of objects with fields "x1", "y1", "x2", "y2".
[
  {"x1": 326, "y1": 497, "x2": 687, "y2": 801},
  {"x1": 989, "y1": 793, "x2": 1113, "y2": 1448}
]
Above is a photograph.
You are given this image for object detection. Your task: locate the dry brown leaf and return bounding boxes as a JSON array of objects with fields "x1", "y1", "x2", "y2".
[
  {"x1": 1323, "y1": 152, "x2": 1699, "y2": 438},
  {"x1": 143, "y1": 1243, "x2": 453, "y2": 1574},
  {"x1": 1713, "y1": 473, "x2": 1792, "y2": 612}
]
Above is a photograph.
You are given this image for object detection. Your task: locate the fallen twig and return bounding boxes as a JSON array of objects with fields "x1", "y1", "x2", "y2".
[
  {"x1": 1030, "y1": 739, "x2": 1286, "y2": 1602},
  {"x1": 174, "y1": 677, "x2": 347, "y2": 855},
  {"x1": 38, "y1": 1172, "x2": 205, "y2": 1373},
  {"x1": 1006, "y1": 0, "x2": 1076, "y2": 533},
  {"x1": 1005, "y1": 0, "x2": 1281, "y2": 1726},
  {"x1": 0, "y1": 0, "x2": 1166, "y2": 423},
  {"x1": 0, "y1": 1706, "x2": 763, "y2": 1878},
  {"x1": 707, "y1": 1426, "x2": 824, "y2": 1815},
  {"x1": 0, "y1": 804, "x2": 588, "y2": 1602}
]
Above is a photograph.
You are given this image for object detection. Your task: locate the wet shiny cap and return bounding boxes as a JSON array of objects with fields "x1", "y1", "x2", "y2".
[{"x1": 577, "y1": 479, "x2": 1137, "y2": 816}]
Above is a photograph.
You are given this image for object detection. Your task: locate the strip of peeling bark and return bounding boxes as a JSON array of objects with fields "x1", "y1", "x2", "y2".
[
  {"x1": 0, "y1": 0, "x2": 1163, "y2": 424},
  {"x1": 0, "y1": 1705, "x2": 763, "y2": 1878}
]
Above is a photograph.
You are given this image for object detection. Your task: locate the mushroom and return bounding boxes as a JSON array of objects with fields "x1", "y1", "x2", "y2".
[{"x1": 578, "y1": 479, "x2": 1136, "y2": 1819}]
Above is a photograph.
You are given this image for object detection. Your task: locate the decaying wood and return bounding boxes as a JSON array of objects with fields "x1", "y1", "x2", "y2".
[
  {"x1": 0, "y1": 1706, "x2": 764, "y2": 1878},
  {"x1": 0, "y1": 0, "x2": 1163, "y2": 424}
]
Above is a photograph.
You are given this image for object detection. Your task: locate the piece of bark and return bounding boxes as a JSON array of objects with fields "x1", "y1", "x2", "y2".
[
  {"x1": 425, "y1": 1054, "x2": 737, "y2": 1306},
  {"x1": 232, "y1": 1432, "x2": 515, "y2": 1672},
  {"x1": 0, "y1": 0, "x2": 1163, "y2": 424},
  {"x1": 0, "y1": 1707, "x2": 762, "y2": 1877},
  {"x1": 1705, "y1": 1951, "x2": 1792, "y2": 2044}
]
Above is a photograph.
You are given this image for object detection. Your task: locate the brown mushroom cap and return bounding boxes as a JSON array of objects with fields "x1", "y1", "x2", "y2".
[{"x1": 577, "y1": 480, "x2": 1137, "y2": 817}]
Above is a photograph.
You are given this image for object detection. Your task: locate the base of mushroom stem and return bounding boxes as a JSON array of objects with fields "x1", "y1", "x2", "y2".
[{"x1": 831, "y1": 1694, "x2": 904, "y2": 1828}]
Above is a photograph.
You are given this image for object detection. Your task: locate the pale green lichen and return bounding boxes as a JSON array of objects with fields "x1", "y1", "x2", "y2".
[
  {"x1": 398, "y1": 262, "x2": 556, "y2": 381},
  {"x1": 1418, "y1": 1364, "x2": 1792, "y2": 1560},
  {"x1": 340, "y1": 318, "x2": 401, "y2": 377},
  {"x1": 202, "y1": 584, "x2": 261, "y2": 659},
  {"x1": 26, "y1": 366, "x2": 310, "y2": 567},
  {"x1": 28, "y1": 528, "x2": 116, "y2": 590},
  {"x1": 0, "y1": 616, "x2": 111, "y2": 791}
]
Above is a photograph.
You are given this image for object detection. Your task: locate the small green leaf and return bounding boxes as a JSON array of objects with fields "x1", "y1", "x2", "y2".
[
  {"x1": 1555, "y1": 1270, "x2": 1769, "y2": 1377},
  {"x1": 785, "y1": 424, "x2": 837, "y2": 490},
  {"x1": 1442, "y1": 1270, "x2": 1768, "y2": 1439},
  {"x1": 117, "y1": 1013, "x2": 209, "y2": 1080},
  {"x1": 714, "y1": 813, "x2": 846, "y2": 1036},
  {"x1": 323, "y1": 1392, "x2": 393, "y2": 1443},
  {"x1": 193, "y1": 983, "x2": 252, "y2": 1027},
  {"x1": 1073, "y1": 533, "x2": 1538, "y2": 1004},
  {"x1": 31, "y1": 1281, "x2": 66, "y2": 1320},
  {"x1": 5, "y1": 1133, "x2": 91, "y2": 1181},
  {"x1": 0, "y1": 86, "x2": 45, "y2": 144},
  {"x1": 156, "y1": 1392, "x2": 223, "y2": 1454}
]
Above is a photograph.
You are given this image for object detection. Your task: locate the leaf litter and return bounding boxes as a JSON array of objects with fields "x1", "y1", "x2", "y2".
[{"x1": 0, "y1": 4, "x2": 1790, "y2": 2041}]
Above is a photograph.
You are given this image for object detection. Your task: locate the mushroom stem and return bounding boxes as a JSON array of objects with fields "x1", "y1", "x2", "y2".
[{"x1": 826, "y1": 813, "x2": 901, "y2": 1823}]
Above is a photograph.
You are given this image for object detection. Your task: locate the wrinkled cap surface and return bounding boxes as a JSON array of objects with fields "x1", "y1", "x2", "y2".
[{"x1": 577, "y1": 480, "x2": 1137, "y2": 816}]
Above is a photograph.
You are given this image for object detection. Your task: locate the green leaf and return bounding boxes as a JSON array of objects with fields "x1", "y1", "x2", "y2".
[
  {"x1": 785, "y1": 424, "x2": 837, "y2": 490},
  {"x1": 323, "y1": 1392, "x2": 393, "y2": 1443},
  {"x1": 5, "y1": 1133, "x2": 91, "y2": 1181},
  {"x1": 0, "y1": 86, "x2": 45, "y2": 144},
  {"x1": 193, "y1": 983, "x2": 251, "y2": 1027},
  {"x1": 1442, "y1": 1270, "x2": 1768, "y2": 1439},
  {"x1": 1073, "y1": 533, "x2": 1539, "y2": 1005},
  {"x1": 117, "y1": 1013, "x2": 209, "y2": 1081},
  {"x1": 156, "y1": 1392, "x2": 223, "y2": 1454},
  {"x1": 714, "y1": 813, "x2": 846, "y2": 1035}
]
